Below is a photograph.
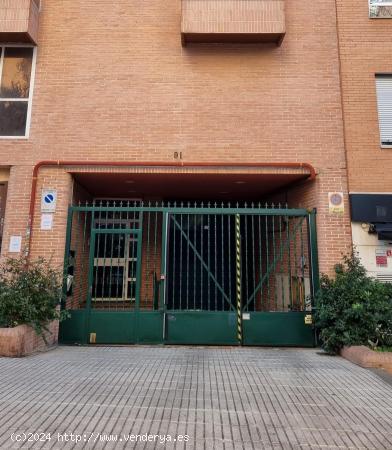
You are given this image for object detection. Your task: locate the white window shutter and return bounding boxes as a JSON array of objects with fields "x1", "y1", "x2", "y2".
[{"x1": 376, "y1": 75, "x2": 392, "y2": 147}]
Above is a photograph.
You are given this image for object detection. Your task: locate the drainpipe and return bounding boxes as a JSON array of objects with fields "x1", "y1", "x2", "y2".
[{"x1": 26, "y1": 160, "x2": 316, "y2": 257}]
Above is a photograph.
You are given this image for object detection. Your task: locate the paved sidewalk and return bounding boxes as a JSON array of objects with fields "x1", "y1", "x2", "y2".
[{"x1": 0, "y1": 346, "x2": 391, "y2": 449}]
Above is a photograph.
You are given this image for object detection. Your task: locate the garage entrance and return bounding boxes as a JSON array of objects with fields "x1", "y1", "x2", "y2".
[{"x1": 60, "y1": 201, "x2": 319, "y2": 346}]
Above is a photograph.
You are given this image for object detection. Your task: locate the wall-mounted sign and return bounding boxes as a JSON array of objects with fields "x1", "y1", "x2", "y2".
[
  {"x1": 304, "y1": 315, "x2": 313, "y2": 325},
  {"x1": 9, "y1": 235, "x2": 22, "y2": 253},
  {"x1": 376, "y1": 248, "x2": 388, "y2": 267},
  {"x1": 328, "y1": 192, "x2": 344, "y2": 214},
  {"x1": 41, "y1": 189, "x2": 57, "y2": 213},
  {"x1": 40, "y1": 213, "x2": 54, "y2": 231}
]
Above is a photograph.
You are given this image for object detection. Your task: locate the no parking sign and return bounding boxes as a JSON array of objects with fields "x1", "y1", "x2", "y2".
[{"x1": 41, "y1": 189, "x2": 57, "y2": 212}]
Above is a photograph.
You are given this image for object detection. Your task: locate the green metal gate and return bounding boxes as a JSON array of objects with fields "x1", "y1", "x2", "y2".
[{"x1": 60, "y1": 201, "x2": 319, "y2": 346}]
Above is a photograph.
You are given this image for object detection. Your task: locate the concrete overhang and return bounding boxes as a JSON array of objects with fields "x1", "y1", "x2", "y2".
[{"x1": 72, "y1": 166, "x2": 311, "y2": 201}]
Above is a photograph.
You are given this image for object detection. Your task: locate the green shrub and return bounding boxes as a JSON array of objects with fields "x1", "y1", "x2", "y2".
[
  {"x1": 315, "y1": 252, "x2": 392, "y2": 354},
  {"x1": 0, "y1": 257, "x2": 68, "y2": 337}
]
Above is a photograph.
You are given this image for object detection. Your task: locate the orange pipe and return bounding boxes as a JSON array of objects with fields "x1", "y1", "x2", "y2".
[{"x1": 27, "y1": 160, "x2": 316, "y2": 256}]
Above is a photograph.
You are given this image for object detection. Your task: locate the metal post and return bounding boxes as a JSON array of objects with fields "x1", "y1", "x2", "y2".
[
  {"x1": 160, "y1": 212, "x2": 169, "y2": 341},
  {"x1": 86, "y1": 229, "x2": 96, "y2": 344},
  {"x1": 134, "y1": 213, "x2": 143, "y2": 343},
  {"x1": 235, "y1": 214, "x2": 242, "y2": 345},
  {"x1": 307, "y1": 208, "x2": 320, "y2": 347},
  {"x1": 307, "y1": 208, "x2": 320, "y2": 300},
  {"x1": 62, "y1": 207, "x2": 73, "y2": 309}
]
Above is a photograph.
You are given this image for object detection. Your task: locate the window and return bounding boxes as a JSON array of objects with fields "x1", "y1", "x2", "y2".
[
  {"x1": 375, "y1": 75, "x2": 392, "y2": 148},
  {"x1": 0, "y1": 46, "x2": 36, "y2": 138},
  {"x1": 369, "y1": 0, "x2": 392, "y2": 18}
]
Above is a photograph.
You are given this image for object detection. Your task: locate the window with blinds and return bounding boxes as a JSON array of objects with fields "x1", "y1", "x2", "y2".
[{"x1": 375, "y1": 75, "x2": 392, "y2": 147}]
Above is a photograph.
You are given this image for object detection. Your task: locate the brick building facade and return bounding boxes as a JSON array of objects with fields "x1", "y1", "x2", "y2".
[
  {"x1": 336, "y1": 0, "x2": 392, "y2": 281},
  {"x1": 0, "y1": 0, "x2": 351, "y2": 268},
  {"x1": 1, "y1": 0, "x2": 386, "y2": 345}
]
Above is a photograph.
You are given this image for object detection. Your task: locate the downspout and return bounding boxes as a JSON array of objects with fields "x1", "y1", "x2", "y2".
[{"x1": 26, "y1": 160, "x2": 316, "y2": 257}]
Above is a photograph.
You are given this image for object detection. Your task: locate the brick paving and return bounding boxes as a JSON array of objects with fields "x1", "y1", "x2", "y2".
[{"x1": 0, "y1": 346, "x2": 392, "y2": 449}]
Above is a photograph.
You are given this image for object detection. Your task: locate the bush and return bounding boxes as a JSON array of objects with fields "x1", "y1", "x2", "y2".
[
  {"x1": 315, "y1": 252, "x2": 392, "y2": 354},
  {"x1": 0, "y1": 257, "x2": 68, "y2": 337}
]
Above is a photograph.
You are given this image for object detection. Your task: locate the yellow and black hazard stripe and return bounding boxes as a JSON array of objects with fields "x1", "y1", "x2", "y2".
[{"x1": 235, "y1": 214, "x2": 242, "y2": 345}]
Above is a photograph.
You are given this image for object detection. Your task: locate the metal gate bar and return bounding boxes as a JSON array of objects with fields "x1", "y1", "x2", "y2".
[
  {"x1": 60, "y1": 201, "x2": 319, "y2": 346},
  {"x1": 170, "y1": 215, "x2": 234, "y2": 311},
  {"x1": 243, "y1": 215, "x2": 306, "y2": 311}
]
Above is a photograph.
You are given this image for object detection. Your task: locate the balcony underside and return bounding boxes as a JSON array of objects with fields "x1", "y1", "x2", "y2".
[
  {"x1": 0, "y1": 0, "x2": 39, "y2": 45},
  {"x1": 182, "y1": 0, "x2": 286, "y2": 46},
  {"x1": 182, "y1": 32, "x2": 285, "y2": 45},
  {"x1": 0, "y1": 31, "x2": 35, "y2": 44}
]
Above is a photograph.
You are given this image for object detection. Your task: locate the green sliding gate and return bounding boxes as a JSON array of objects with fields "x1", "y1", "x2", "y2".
[{"x1": 60, "y1": 201, "x2": 319, "y2": 346}]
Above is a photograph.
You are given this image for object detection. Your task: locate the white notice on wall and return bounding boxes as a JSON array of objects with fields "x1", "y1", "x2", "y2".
[
  {"x1": 9, "y1": 236, "x2": 22, "y2": 253},
  {"x1": 41, "y1": 214, "x2": 54, "y2": 231}
]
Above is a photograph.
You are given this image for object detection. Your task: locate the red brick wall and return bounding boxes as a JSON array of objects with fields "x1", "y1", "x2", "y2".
[
  {"x1": 336, "y1": 0, "x2": 392, "y2": 193},
  {"x1": 29, "y1": 168, "x2": 73, "y2": 268},
  {"x1": 273, "y1": 174, "x2": 352, "y2": 273},
  {"x1": 65, "y1": 181, "x2": 93, "y2": 309},
  {"x1": 0, "y1": 0, "x2": 350, "y2": 275}
]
